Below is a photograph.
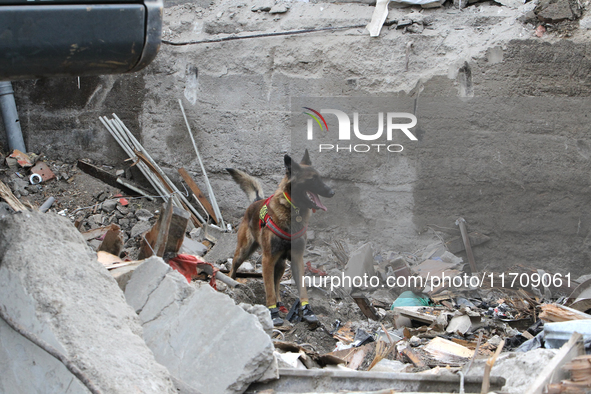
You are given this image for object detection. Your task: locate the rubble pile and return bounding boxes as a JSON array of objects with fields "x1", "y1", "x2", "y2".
[{"x1": 1, "y1": 143, "x2": 591, "y2": 394}]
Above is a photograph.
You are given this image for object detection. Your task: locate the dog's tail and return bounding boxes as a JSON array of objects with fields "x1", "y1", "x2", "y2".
[{"x1": 226, "y1": 168, "x2": 264, "y2": 203}]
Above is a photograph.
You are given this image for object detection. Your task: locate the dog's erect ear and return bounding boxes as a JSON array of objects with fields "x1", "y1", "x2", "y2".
[
  {"x1": 284, "y1": 154, "x2": 301, "y2": 177},
  {"x1": 300, "y1": 149, "x2": 312, "y2": 165}
]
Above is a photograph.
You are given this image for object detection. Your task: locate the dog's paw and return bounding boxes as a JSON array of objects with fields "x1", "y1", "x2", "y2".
[
  {"x1": 301, "y1": 304, "x2": 319, "y2": 326},
  {"x1": 269, "y1": 307, "x2": 285, "y2": 326}
]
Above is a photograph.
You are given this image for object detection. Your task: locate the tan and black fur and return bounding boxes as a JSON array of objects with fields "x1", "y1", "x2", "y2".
[{"x1": 227, "y1": 150, "x2": 334, "y2": 325}]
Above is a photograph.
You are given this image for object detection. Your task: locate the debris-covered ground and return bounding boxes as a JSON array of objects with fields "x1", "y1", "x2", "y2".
[
  {"x1": 2, "y1": 146, "x2": 591, "y2": 394},
  {"x1": 3, "y1": 0, "x2": 591, "y2": 392}
]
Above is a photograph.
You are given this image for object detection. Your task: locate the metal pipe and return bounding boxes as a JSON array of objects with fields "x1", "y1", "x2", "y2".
[
  {"x1": 177, "y1": 100, "x2": 225, "y2": 228},
  {"x1": 0, "y1": 81, "x2": 26, "y2": 152},
  {"x1": 111, "y1": 114, "x2": 205, "y2": 224},
  {"x1": 39, "y1": 197, "x2": 55, "y2": 213}
]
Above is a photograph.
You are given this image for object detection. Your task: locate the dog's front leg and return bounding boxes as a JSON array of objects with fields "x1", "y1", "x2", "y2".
[
  {"x1": 290, "y1": 239, "x2": 319, "y2": 325},
  {"x1": 262, "y1": 249, "x2": 285, "y2": 326}
]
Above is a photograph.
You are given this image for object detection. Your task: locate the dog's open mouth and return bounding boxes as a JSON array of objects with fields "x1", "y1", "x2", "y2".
[{"x1": 306, "y1": 191, "x2": 327, "y2": 211}]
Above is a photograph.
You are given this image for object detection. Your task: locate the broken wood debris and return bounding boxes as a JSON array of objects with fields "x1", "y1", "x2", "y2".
[
  {"x1": 456, "y1": 217, "x2": 478, "y2": 273},
  {"x1": 0, "y1": 179, "x2": 27, "y2": 212},
  {"x1": 400, "y1": 346, "x2": 426, "y2": 368},
  {"x1": 99, "y1": 114, "x2": 205, "y2": 227},
  {"x1": 96, "y1": 223, "x2": 124, "y2": 256},
  {"x1": 77, "y1": 159, "x2": 152, "y2": 200},
  {"x1": 539, "y1": 303, "x2": 591, "y2": 323},
  {"x1": 138, "y1": 199, "x2": 190, "y2": 260},
  {"x1": 424, "y1": 337, "x2": 474, "y2": 364},
  {"x1": 351, "y1": 292, "x2": 380, "y2": 321},
  {"x1": 526, "y1": 333, "x2": 584, "y2": 394},
  {"x1": 547, "y1": 354, "x2": 591, "y2": 393},
  {"x1": 481, "y1": 338, "x2": 504, "y2": 394},
  {"x1": 178, "y1": 167, "x2": 218, "y2": 224}
]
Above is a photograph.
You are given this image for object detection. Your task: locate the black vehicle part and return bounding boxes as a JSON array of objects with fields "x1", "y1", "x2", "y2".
[{"x1": 0, "y1": 0, "x2": 162, "y2": 80}]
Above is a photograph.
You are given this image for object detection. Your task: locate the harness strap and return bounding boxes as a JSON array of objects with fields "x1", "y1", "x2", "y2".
[{"x1": 259, "y1": 195, "x2": 307, "y2": 241}]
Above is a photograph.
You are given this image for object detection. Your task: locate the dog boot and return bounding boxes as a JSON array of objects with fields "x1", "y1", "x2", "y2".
[
  {"x1": 300, "y1": 303, "x2": 319, "y2": 325},
  {"x1": 269, "y1": 307, "x2": 284, "y2": 326}
]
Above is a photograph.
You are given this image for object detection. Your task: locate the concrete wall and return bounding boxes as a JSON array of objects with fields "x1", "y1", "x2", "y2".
[{"x1": 4, "y1": 1, "x2": 591, "y2": 274}]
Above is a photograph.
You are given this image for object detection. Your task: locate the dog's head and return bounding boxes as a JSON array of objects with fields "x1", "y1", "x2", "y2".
[{"x1": 284, "y1": 150, "x2": 335, "y2": 211}]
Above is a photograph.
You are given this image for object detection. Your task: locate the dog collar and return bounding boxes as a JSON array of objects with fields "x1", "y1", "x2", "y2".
[
  {"x1": 283, "y1": 191, "x2": 298, "y2": 211},
  {"x1": 283, "y1": 191, "x2": 304, "y2": 222},
  {"x1": 259, "y1": 195, "x2": 307, "y2": 241}
]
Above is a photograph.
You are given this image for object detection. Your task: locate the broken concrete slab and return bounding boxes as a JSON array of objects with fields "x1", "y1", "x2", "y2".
[
  {"x1": 135, "y1": 208, "x2": 153, "y2": 221},
  {"x1": 446, "y1": 314, "x2": 472, "y2": 334},
  {"x1": 203, "y1": 223, "x2": 226, "y2": 243},
  {"x1": 179, "y1": 236, "x2": 208, "y2": 257},
  {"x1": 0, "y1": 211, "x2": 176, "y2": 394},
  {"x1": 110, "y1": 261, "x2": 144, "y2": 291},
  {"x1": 125, "y1": 257, "x2": 276, "y2": 394},
  {"x1": 493, "y1": 0, "x2": 524, "y2": 8},
  {"x1": 239, "y1": 303, "x2": 273, "y2": 335},
  {"x1": 101, "y1": 199, "x2": 118, "y2": 212},
  {"x1": 343, "y1": 243, "x2": 375, "y2": 292},
  {"x1": 204, "y1": 232, "x2": 238, "y2": 264},
  {"x1": 535, "y1": 0, "x2": 578, "y2": 22},
  {"x1": 251, "y1": 0, "x2": 273, "y2": 12},
  {"x1": 130, "y1": 219, "x2": 153, "y2": 238}
]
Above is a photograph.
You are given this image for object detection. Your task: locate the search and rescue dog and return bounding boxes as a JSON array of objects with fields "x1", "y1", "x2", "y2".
[{"x1": 227, "y1": 150, "x2": 334, "y2": 326}]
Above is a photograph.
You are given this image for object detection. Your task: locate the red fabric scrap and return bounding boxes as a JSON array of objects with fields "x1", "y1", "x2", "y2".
[
  {"x1": 168, "y1": 254, "x2": 219, "y2": 290},
  {"x1": 305, "y1": 261, "x2": 327, "y2": 276}
]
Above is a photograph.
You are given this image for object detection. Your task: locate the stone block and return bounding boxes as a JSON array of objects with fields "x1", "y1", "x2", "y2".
[
  {"x1": 125, "y1": 257, "x2": 276, "y2": 394},
  {"x1": 204, "y1": 232, "x2": 238, "y2": 264},
  {"x1": 0, "y1": 211, "x2": 176, "y2": 394},
  {"x1": 179, "y1": 236, "x2": 208, "y2": 257}
]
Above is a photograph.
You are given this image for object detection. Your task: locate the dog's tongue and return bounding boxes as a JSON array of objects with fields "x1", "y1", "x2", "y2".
[{"x1": 309, "y1": 192, "x2": 327, "y2": 211}]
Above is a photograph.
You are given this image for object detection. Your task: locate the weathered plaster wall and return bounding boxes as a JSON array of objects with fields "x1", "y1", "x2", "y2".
[{"x1": 5, "y1": 0, "x2": 591, "y2": 274}]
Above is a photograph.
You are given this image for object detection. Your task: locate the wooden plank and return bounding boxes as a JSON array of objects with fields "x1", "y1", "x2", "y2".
[
  {"x1": 0, "y1": 180, "x2": 27, "y2": 212},
  {"x1": 164, "y1": 206, "x2": 190, "y2": 257},
  {"x1": 481, "y1": 339, "x2": 504, "y2": 394},
  {"x1": 445, "y1": 231, "x2": 490, "y2": 254},
  {"x1": 81, "y1": 224, "x2": 117, "y2": 241},
  {"x1": 352, "y1": 293, "x2": 379, "y2": 321},
  {"x1": 178, "y1": 167, "x2": 218, "y2": 224},
  {"x1": 401, "y1": 347, "x2": 426, "y2": 368},
  {"x1": 393, "y1": 306, "x2": 439, "y2": 325},
  {"x1": 539, "y1": 304, "x2": 591, "y2": 323},
  {"x1": 77, "y1": 160, "x2": 138, "y2": 195},
  {"x1": 525, "y1": 333, "x2": 584, "y2": 394},
  {"x1": 138, "y1": 200, "x2": 190, "y2": 260},
  {"x1": 154, "y1": 199, "x2": 174, "y2": 257},
  {"x1": 457, "y1": 218, "x2": 478, "y2": 273},
  {"x1": 138, "y1": 204, "x2": 166, "y2": 260}
]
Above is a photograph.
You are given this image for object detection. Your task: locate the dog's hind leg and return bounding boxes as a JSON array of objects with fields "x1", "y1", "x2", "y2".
[
  {"x1": 230, "y1": 241, "x2": 258, "y2": 279},
  {"x1": 230, "y1": 225, "x2": 258, "y2": 279}
]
